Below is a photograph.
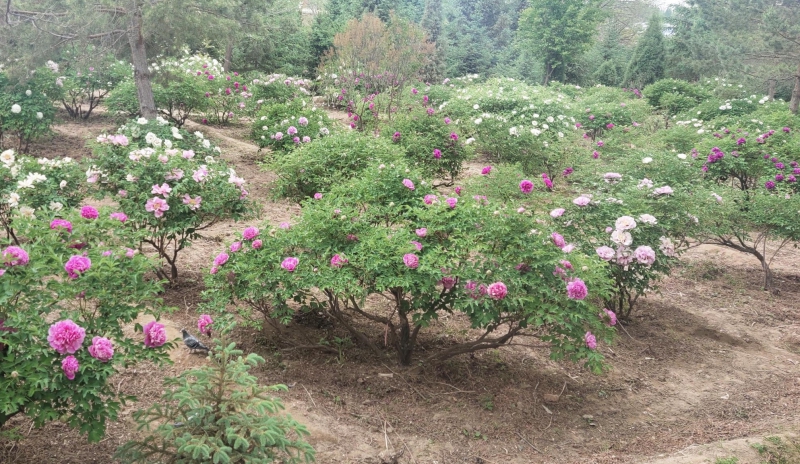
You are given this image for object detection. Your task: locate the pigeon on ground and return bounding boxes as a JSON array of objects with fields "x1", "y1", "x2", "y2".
[{"x1": 181, "y1": 329, "x2": 210, "y2": 353}]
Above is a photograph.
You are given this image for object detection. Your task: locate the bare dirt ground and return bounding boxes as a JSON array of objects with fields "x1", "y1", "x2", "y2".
[{"x1": 2, "y1": 112, "x2": 799, "y2": 464}]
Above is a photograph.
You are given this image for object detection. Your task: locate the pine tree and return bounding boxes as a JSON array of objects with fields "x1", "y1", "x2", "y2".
[{"x1": 623, "y1": 13, "x2": 666, "y2": 88}]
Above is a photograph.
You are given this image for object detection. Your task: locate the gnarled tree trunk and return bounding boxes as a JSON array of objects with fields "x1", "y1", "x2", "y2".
[
  {"x1": 790, "y1": 61, "x2": 800, "y2": 115},
  {"x1": 127, "y1": 7, "x2": 157, "y2": 119}
]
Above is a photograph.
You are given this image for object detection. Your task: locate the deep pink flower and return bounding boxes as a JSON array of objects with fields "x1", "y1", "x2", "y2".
[
  {"x1": 454, "y1": 186, "x2": 462, "y2": 195},
  {"x1": 566, "y1": 278, "x2": 588, "y2": 300},
  {"x1": 50, "y1": 219, "x2": 73, "y2": 233},
  {"x1": 446, "y1": 197, "x2": 458, "y2": 208},
  {"x1": 450, "y1": 132, "x2": 458, "y2": 141},
  {"x1": 252, "y1": 239, "x2": 263, "y2": 249},
  {"x1": 48, "y1": 320, "x2": 85, "y2": 354},
  {"x1": 597, "y1": 140, "x2": 604, "y2": 147},
  {"x1": 80, "y1": 206, "x2": 99, "y2": 219},
  {"x1": 544, "y1": 178, "x2": 553, "y2": 189},
  {"x1": 314, "y1": 193, "x2": 323, "y2": 200},
  {"x1": 281, "y1": 257, "x2": 299, "y2": 272},
  {"x1": 585, "y1": 331, "x2": 597, "y2": 350},
  {"x1": 592, "y1": 151, "x2": 600, "y2": 159},
  {"x1": 242, "y1": 226, "x2": 259, "y2": 240},
  {"x1": 402, "y1": 179, "x2": 415, "y2": 190},
  {"x1": 423, "y1": 194, "x2": 438, "y2": 205},
  {"x1": 551, "y1": 233, "x2": 566, "y2": 248},
  {"x1": 415, "y1": 228, "x2": 427, "y2": 237},
  {"x1": 110, "y1": 212, "x2": 127, "y2": 223},
  {"x1": 198, "y1": 314, "x2": 213, "y2": 336},
  {"x1": 433, "y1": 149, "x2": 442, "y2": 159},
  {"x1": 481, "y1": 166, "x2": 492, "y2": 175},
  {"x1": 602, "y1": 308, "x2": 617, "y2": 326},
  {"x1": 230, "y1": 241, "x2": 242, "y2": 252},
  {"x1": 62, "y1": 355, "x2": 80, "y2": 380},
  {"x1": 88, "y1": 336, "x2": 114, "y2": 362},
  {"x1": 519, "y1": 179, "x2": 534, "y2": 194},
  {"x1": 331, "y1": 254, "x2": 348, "y2": 268},
  {"x1": 487, "y1": 282, "x2": 507, "y2": 300},
  {"x1": 143, "y1": 320, "x2": 167, "y2": 348},
  {"x1": 444, "y1": 117, "x2": 451, "y2": 124},
  {"x1": 64, "y1": 255, "x2": 91, "y2": 279},
  {"x1": 213, "y1": 252, "x2": 229, "y2": 267},
  {"x1": 403, "y1": 253, "x2": 419, "y2": 269}
]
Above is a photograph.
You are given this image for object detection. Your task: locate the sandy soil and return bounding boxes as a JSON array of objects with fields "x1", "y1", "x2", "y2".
[{"x1": 2, "y1": 113, "x2": 799, "y2": 464}]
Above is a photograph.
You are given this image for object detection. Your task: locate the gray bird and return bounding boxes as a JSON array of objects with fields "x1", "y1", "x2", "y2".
[{"x1": 181, "y1": 329, "x2": 210, "y2": 353}]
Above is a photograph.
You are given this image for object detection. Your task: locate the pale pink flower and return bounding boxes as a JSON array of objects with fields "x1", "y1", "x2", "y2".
[
  {"x1": 572, "y1": 196, "x2": 591, "y2": 207},
  {"x1": 423, "y1": 194, "x2": 438, "y2": 205},
  {"x1": 411, "y1": 241, "x2": 423, "y2": 251},
  {"x1": 118, "y1": 190, "x2": 128, "y2": 197},
  {"x1": 252, "y1": 239, "x2": 263, "y2": 249},
  {"x1": 659, "y1": 236, "x2": 675, "y2": 257},
  {"x1": 403, "y1": 253, "x2": 419, "y2": 269},
  {"x1": 279, "y1": 222, "x2": 291, "y2": 229},
  {"x1": 585, "y1": 331, "x2": 597, "y2": 350},
  {"x1": 634, "y1": 245, "x2": 656, "y2": 265},
  {"x1": 125, "y1": 248, "x2": 137, "y2": 258},
  {"x1": 145, "y1": 197, "x2": 170, "y2": 218},
  {"x1": 151, "y1": 183, "x2": 172, "y2": 197},
  {"x1": 182, "y1": 150, "x2": 195, "y2": 159},
  {"x1": 614, "y1": 216, "x2": 637, "y2": 231},
  {"x1": 48, "y1": 320, "x2": 85, "y2": 354},
  {"x1": 562, "y1": 243, "x2": 576, "y2": 253},
  {"x1": 88, "y1": 336, "x2": 114, "y2": 362},
  {"x1": 551, "y1": 232, "x2": 566, "y2": 248},
  {"x1": 446, "y1": 197, "x2": 457, "y2": 208},
  {"x1": 182, "y1": 195, "x2": 202, "y2": 211},
  {"x1": 402, "y1": 178, "x2": 415, "y2": 190},
  {"x1": 566, "y1": 278, "x2": 588, "y2": 300},
  {"x1": 487, "y1": 282, "x2": 507, "y2": 300},
  {"x1": 602, "y1": 308, "x2": 617, "y2": 326},
  {"x1": 197, "y1": 314, "x2": 213, "y2": 336},
  {"x1": 610, "y1": 230, "x2": 633, "y2": 246},
  {"x1": 331, "y1": 254, "x2": 348, "y2": 268},
  {"x1": 143, "y1": 320, "x2": 167, "y2": 348},
  {"x1": 415, "y1": 228, "x2": 427, "y2": 237},
  {"x1": 596, "y1": 246, "x2": 615, "y2": 261},
  {"x1": 314, "y1": 193, "x2": 323, "y2": 200},
  {"x1": 653, "y1": 185, "x2": 674, "y2": 195},
  {"x1": 281, "y1": 257, "x2": 299, "y2": 272},
  {"x1": 550, "y1": 208, "x2": 565, "y2": 218},
  {"x1": 230, "y1": 241, "x2": 242, "y2": 252},
  {"x1": 110, "y1": 212, "x2": 127, "y2": 223},
  {"x1": 62, "y1": 355, "x2": 80, "y2": 380},
  {"x1": 192, "y1": 166, "x2": 209, "y2": 183}
]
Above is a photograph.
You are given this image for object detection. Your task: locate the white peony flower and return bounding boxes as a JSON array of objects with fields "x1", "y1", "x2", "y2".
[
  {"x1": 11, "y1": 104, "x2": 21, "y2": 114},
  {"x1": 610, "y1": 229, "x2": 633, "y2": 246},
  {"x1": 25, "y1": 90, "x2": 32, "y2": 96},
  {"x1": 642, "y1": 157, "x2": 653, "y2": 164},
  {"x1": 0, "y1": 149, "x2": 15, "y2": 165},
  {"x1": 677, "y1": 153, "x2": 687, "y2": 159},
  {"x1": 639, "y1": 214, "x2": 657, "y2": 225},
  {"x1": 49, "y1": 201, "x2": 63, "y2": 211},
  {"x1": 615, "y1": 216, "x2": 637, "y2": 231},
  {"x1": 137, "y1": 117, "x2": 148, "y2": 125},
  {"x1": 18, "y1": 206, "x2": 35, "y2": 218},
  {"x1": 36, "y1": 112, "x2": 43, "y2": 119},
  {"x1": 7, "y1": 192, "x2": 20, "y2": 207}
]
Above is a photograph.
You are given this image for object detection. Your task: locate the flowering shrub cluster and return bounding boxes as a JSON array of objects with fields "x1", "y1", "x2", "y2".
[
  {"x1": 251, "y1": 99, "x2": 333, "y2": 153},
  {"x1": 55, "y1": 56, "x2": 129, "y2": 120},
  {"x1": 204, "y1": 161, "x2": 615, "y2": 370},
  {"x1": 88, "y1": 118, "x2": 254, "y2": 281},
  {"x1": 0, "y1": 206, "x2": 172, "y2": 441},
  {"x1": 0, "y1": 68, "x2": 61, "y2": 151}
]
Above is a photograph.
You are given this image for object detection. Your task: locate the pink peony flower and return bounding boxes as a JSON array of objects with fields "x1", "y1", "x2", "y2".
[
  {"x1": 550, "y1": 208, "x2": 565, "y2": 218},
  {"x1": 602, "y1": 308, "x2": 617, "y2": 326},
  {"x1": 597, "y1": 140, "x2": 604, "y2": 147},
  {"x1": 230, "y1": 241, "x2": 242, "y2": 252},
  {"x1": 314, "y1": 193, "x2": 323, "y2": 200},
  {"x1": 64, "y1": 255, "x2": 91, "y2": 279},
  {"x1": 145, "y1": 197, "x2": 170, "y2": 218},
  {"x1": 331, "y1": 254, "x2": 348, "y2": 268},
  {"x1": 279, "y1": 222, "x2": 291, "y2": 229},
  {"x1": 423, "y1": 194, "x2": 438, "y2": 205},
  {"x1": 433, "y1": 148, "x2": 442, "y2": 159},
  {"x1": 80, "y1": 206, "x2": 99, "y2": 219},
  {"x1": 566, "y1": 278, "x2": 588, "y2": 300},
  {"x1": 213, "y1": 252, "x2": 229, "y2": 267},
  {"x1": 151, "y1": 183, "x2": 172, "y2": 197},
  {"x1": 653, "y1": 185, "x2": 674, "y2": 195},
  {"x1": 415, "y1": 228, "x2": 427, "y2": 237},
  {"x1": 446, "y1": 197, "x2": 458, "y2": 208},
  {"x1": 403, "y1": 253, "x2": 419, "y2": 269},
  {"x1": 562, "y1": 243, "x2": 576, "y2": 253},
  {"x1": 592, "y1": 151, "x2": 600, "y2": 159},
  {"x1": 281, "y1": 257, "x2": 299, "y2": 272},
  {"x1": 126, "y1": 248, "x2": 137, "y2": 258},
  {"x1": 596, "y1": 246, "x2": 615, "y2": 261},
  {"x1": 252, "y1": 239, "x2": 263, "y2": 249},
  {"x1": 183, "y1": 195, "x2": 202, "y2": 211},
  {"x1": 182, "y1": 150, "x2": 195, "y2": 159},
  {"x1": 62, "y1": 355, "x2": 80, "y2": 380},
  {"x1": 519, "y1": 179, "x2": 534, "y2": 194},
  {"x1": 454, "y1": 186, "x2": 462, "y2": 195},
  {"x1": 411, "y1": 240, "x2": 423, "y2": 251},
  {"x1": 242, "y1": 226, "x2": 259, "y2": 240},
  {"x1": 634, "y1": 245, "x2": 656, "y2": 266},
  {"x1": 192, "y1": 166, "x2": 209, "y2": 183},
  {"x1": 110, "y1": 212, "x2": 127, "y2": 223},
  {"x1": 487, "y1": 282, "x2": 508, "y2": 300},
  {"x1": 143, "y1": 320, "x2": 167, "y2": 348},
  {"x1": 543, "y1": 178, "x2": 553, "y2": 189},
  {"x1": 298, "y1": 117, "x2": 309, "y2": 126},
  {"x1": 402, "y1": 179, "x2": 415, "y2": 190},
  {"x1": 481, "y1": 166, "x2": 492, "y2": 175},
  {"x1": 118, "y1": 189, "x2": 128, "y2": 197},
  {"x1": 197, "y1": 314, "x2": 213, "y2": 336},
  {"x1": 572, "y1": 196, "x2": 591, "y2": 207},
  {"x1": 88, "y1": 336, "x2": 114, "y2": 362},
  {"x1": 585, "y1": 331, "x2": 597, "y2": 350},
  {"x1": 48, "y1": 320, "x2": 86, "y2": 354},
  {"x1": 551, "y1": 232, "x2": 566, "y2": 248},
  {"x1": 50, "y1": 219, "x2": 73, "y2": 233}
]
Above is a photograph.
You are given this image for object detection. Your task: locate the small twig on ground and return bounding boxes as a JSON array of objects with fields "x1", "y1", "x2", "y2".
[
  {"x1": 301, "y1": 384, "x2": 317, "y2": 409},
  {"x1": 382, "y1": 363, "x2": 427, "y2": 401},
  {"x1": 515, "y1": 431, "x2": 542, "y2": 453},
  {"x1": 558, "y1": 381, "x2": 567, "y2": 399}
]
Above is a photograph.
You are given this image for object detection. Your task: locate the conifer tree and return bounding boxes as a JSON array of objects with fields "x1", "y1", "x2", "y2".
[{"x1": 623, "y1": 13, "x2": 666, "y2": 88}]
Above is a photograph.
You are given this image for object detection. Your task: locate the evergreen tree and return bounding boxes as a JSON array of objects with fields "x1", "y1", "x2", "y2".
[
  {"x1": 421, "y1": 0, "x2": 443, "y2": 43},
  {"x1": 623, "y1": 12, "x2": 666, "y2": 88}
]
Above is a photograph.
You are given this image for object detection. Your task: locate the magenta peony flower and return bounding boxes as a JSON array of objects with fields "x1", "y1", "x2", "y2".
[
  {"x1": 566, "y1": 278, "x2": 588, "y2": 300},
  {"x1": 403, "y1": 253, "x2": 419, "y2": 269},
  {"x1": 596, "y1": 246, "x2": 615, "y2": 261},
  {"x1": 213, "y1": 252, "x2": 229, "y2": 267},
  {"x1": 392, "y1": 131, "x2": 401, "y2": 142},
  {"x1": 433, "y1": 148, "x2": 442, "y2": 159},
  {"x1": 597, "y1": 140, "x2": 604, "y2": 147},
  {"x1": 450, "y1": 132, "x2": 459, "y2": 141},
  {"x1": 606, "y1": 123, "x2": 615, "y2": 130},
  {"x1": 48, "y1": 320, "x2": 86, "y2": 354},
  {"x1": 313, "y1": 192, "x2": 323, "y2": 200},
  {"x1": 64, "y1": 255, "x2": 91, "y2": 279},
  {"x1": 423, "y1": 194, "x2": 438, "y2": 205},
  {"x1": 550, "y1": 208, "x2": 565, "y2": 218},
  {"x1": 143, "y1": 320, "x2": 167, "y2": 348},
  {"x1": 2, "y1": 246, "x2": 29, "y2": 267},
  {"x1": 544, "y1": 178, "x2": 554, "y2": 189},
  {"x1": 481, "y1": 166, "x2": 492, "y2": 175},
  {"x1": 110, "y1": 212, "x2": 127, "y2": 223},
  {"x1": 592, "y1": 151, "x2": 600, "y2": 159},
  {"x1": 88, "y1": 336, "x2": 114, "y2": 362},
  {"x1": 281, "y1": 257, "x2": 299, "y2": 272},
  {"x1": 197, "y1": 314, "x2": 213, "y2": 336},
  {"x1": 252, "y1": 239, "x2": 263, "y2": 249},
  {"x1": 551, "y1": 232, "x2": 566, "y2": 249},
  {"x1": 62, "y1": 355, "x2": 80, "y2": 380},
  {"x1": 454, "y1": 186, "x2": 462, "y2": 196},
  {"x1": 446, "y1": 197, "x2": 458, "y2": 208},
  {"x1": 634, "y1": 245, "x2": 656, "y2": 266},
  {"x1": 519, "y1": 179, "x2": 534, "y2": 194},
  {"x1": 415, "y1": 228, "x2": 427, "y2": 237},
  {"x1": 50, "y1": 219, "x2": 73, "y2": 233},
  {"x1": 230, "y1": 241, "x2": 242, "y2": 252},
  {"x1": 602, "y1": 308, "x2": 617, "y2": 326},
  {"x1": 585, "y1": 331, "x2": 597, "y2": 350},
  {"x1": 402, "y1": 178, "x2": 415, "y2": 190},
  {"x1": 242, "y1": 226, "x2": 259, "y2": 240},
  {"x1": 80, "y1": 206, "x2": 99, "y2": 219},
  {"x1": 330, "y1": 254, "x2": 348, "y2": 268},
  {"x1": 487, "y1": 282, "x2": 508, "y2": 300},
  {"x1": 411, "y1": 241, "x2": 423, "y2": 251}
]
